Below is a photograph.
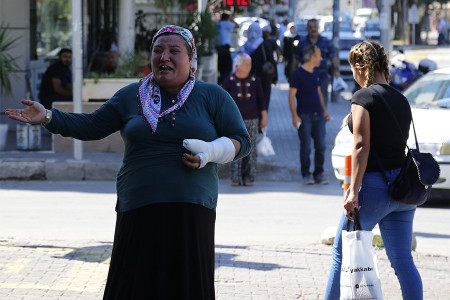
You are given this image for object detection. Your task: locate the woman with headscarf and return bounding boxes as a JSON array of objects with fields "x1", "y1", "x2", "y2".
[
  {"x1": 241, "y1": 22, "x2": 277, "y2": 110},
  {"x1": 6, "y1": 25, "x2": 251, "y2": 299},
  {"x1": 282, "y1": 22, "x2": 301, "y2": 82},
  {"x1": 221, "y1": 53, "x2": 267, "y2": 186}
]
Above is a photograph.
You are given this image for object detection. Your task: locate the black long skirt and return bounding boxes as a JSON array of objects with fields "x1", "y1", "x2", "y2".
[{"x1": 103, "y1": 202, "x2": 216, "y2": 300}]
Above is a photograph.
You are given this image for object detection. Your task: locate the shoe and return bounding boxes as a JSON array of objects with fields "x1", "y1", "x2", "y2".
[
  {"x1": 303, "y1": 175, "x2": 315, "y2": 185},
  {"x1": 315, "y1": 174, "x2": 329, "y2": 185},
  {"x1": 231, "y1": 181, "x2": 240, "y2": 186},
  {"x1": 244, "y1": 178, "x2": 254, "y2": 186}
]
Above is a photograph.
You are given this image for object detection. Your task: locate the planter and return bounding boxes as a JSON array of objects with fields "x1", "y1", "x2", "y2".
[
  {"x1": 0, "y1": 124, "x2": 8, "y2": 151},
  {"x1": 199, "y1": 53, "x2": 217, "y2": 83},
  {"x1": 82, "y1": 78, "x2": 139, "y2": 101}
]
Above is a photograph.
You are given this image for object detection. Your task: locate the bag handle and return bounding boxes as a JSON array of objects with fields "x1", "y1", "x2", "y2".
[{"x1": 346, "y1": 208, "x2": 362, "y2": 232}]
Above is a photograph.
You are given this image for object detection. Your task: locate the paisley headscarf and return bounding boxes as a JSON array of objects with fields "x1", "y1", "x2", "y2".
[
  {"x1": 139, "y1": 25, "x2": 197, "y2": 132},
  {"x1": 240, "y1": 22, "x2": 264, "y2": 55},
  {"x1": 233, "y1": 53, "x2": 251, "y2": 73}
]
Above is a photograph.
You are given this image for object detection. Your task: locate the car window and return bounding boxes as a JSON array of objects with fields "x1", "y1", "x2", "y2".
[
  {"x1": 403, "y1": 73, "x2": 450, "y2": 108},
  {"x1": 366, "y1": 22, "x2": 379, "y2": 31}
]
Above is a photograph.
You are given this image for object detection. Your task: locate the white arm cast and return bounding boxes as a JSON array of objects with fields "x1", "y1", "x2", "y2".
[{"x1": 183, "y1": 137, "x2": 236, "y2": 168}]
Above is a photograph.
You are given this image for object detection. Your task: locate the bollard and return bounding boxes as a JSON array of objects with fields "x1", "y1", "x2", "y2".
[{"x1": 342, "y1": 155, "x2": 351, "y2": 191}]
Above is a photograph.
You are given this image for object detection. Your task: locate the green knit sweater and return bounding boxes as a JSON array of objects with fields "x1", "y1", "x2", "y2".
[{"x1": 46, "y1": 81, "x2": 251, "y2": 212}]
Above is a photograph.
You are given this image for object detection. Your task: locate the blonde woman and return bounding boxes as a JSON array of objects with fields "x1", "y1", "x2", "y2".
[{"x1": 324, "y1": 41, "x2": 422, "y2": 299}]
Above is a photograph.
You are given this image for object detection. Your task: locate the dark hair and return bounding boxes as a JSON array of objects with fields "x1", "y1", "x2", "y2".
[
  {"x1": 303, "y1": 45, "x2": 318, "y2": 62},
  {"x1": 348, "y1": 40, "x2": 390, "y2": 87},
  {"x1": 221, "y1": 13, "x2": 230, "y2": 21},
  {"x1": 307, "y1": 19, "x2": 319, "y2": 26},
  {"x1": 150, "y1": 33, "x2": 193, "y2": 58},
  {"x1": 58, "y1": 48, "x2": 72, "y2": 56}
]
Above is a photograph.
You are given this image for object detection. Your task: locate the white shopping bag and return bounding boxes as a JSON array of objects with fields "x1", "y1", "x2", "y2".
[
  {"x1": 333, "y1": 76, "x2": 349, "y2": 92},
  {"x1": 340, "y1": 209, "x2": 383, "y2": 300},
  {"x1": 256, "y1": 128, "x2": 275, "y2": 156}
]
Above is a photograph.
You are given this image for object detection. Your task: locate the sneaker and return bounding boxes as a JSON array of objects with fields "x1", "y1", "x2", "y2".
[
  {"x1": 315, "y1": 174, "x2": 329, "y2": 185},
  {"x1": 303, "y1": 175, "x2": 315, "y2": 185}
]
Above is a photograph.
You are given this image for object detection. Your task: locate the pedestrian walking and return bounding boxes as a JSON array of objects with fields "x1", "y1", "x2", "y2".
[
  {"x1": 241, "y1": 22, "x2": 277, "y2": 110},
  {"x1": 288, "y1": 45, "x2": 330, "y2": 185},
  {"x1": 215, "y1": 13, "x2": 238, "y2": 84},
  {"x1": 282, "y1": 22, "x2": 300, "y2": 82},
  {"x1": 324, "y1": 40, "x2": 422, "y2": 299},
  {"x1": 221, "y1": 53, "x2": 267, "y2": 186},
  {"x1": 438, "y1": 15, "x2": 448, "y2": 45},
  {"x1": 292, "y1": 19, "x2": 341, "y2": 107},
  {"x1": 6, "y1": 25, "x2": 251, "y2": 300}
]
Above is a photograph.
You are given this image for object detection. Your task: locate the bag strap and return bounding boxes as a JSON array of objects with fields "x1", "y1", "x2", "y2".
[
  {"x1": 346, "y1": 208, "x2": 362, "y2": 232},
  {"x1": 368, "y1": 86, "x2": 420, "y2": 184},
  {"x1": 368, "y1": 85, "x2": 419, "y2": 151},
  {"x1": 260, "y1": 43, "x2": 269, "y2": 63}
]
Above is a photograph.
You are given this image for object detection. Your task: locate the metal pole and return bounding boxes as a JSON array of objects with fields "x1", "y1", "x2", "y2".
[
  {"x1": 72, "y1": 0, "x2": 83, "y2": 160},
  {"x1": 118, "y1": 0, "x2": 135, "y2": 57},
  {"x1": 380, "y1": 0, "x2": 392, "y2": 53},
  {"x1": 402, "y1": 0, "x2": 406, "y2": 45},
  {"x1": 331, "y1": 0, "x2": 340, "y2": 103}
]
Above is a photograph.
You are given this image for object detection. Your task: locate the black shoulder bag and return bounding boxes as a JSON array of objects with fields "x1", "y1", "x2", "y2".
[
  {"x1": 369, "y1": 86, "x2": 440, "y2": 206},
  {"x1": 260, "y1": 44, "x2": 276, "y2": 83}
]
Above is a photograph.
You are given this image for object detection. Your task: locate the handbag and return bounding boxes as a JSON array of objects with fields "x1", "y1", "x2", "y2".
[
  {"x1": 340, "y1": 208, "x2": 384, "y2": 300},
  {"x1": 260, "y1": 44, "x2": 276, "y2": 82},
  {"x1": 256, "y1": 128, "x2": 275, "y2": 156},
  {"x1": 369, "y1": 86, "x2": 440, "y2": 206}
]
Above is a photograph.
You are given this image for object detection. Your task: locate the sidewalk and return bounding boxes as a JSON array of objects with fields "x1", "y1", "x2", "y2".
[
  {"x1": 0, "y1": 66, "x2": 351, "y2": 183},
  {"x1": 0, "y1": 238, "x2": 448, "y2": 299}
]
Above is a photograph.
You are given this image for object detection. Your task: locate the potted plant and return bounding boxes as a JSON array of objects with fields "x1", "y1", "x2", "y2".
[
  {"x1": 183, "y1": 10, "x2": 217, "y2": 81},
  {"x1": 0, "y1": 23, "x2": 21, "y2": 150}
]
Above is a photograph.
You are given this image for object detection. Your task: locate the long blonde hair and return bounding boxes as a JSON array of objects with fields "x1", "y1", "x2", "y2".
[
  {"x1": 348, "y1": 40, "x2": 390, "y2": 88},
  {"x1": 342, "y1": 41, "x2": 391, "y2": 128}
]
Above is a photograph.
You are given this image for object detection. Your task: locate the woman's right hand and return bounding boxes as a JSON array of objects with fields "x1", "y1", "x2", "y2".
[
  {"x1": 343, "y1": 187, "x2": 360, "y2": 221},
  {"x1": 5, "y1": 100, "x2": 46, "y2": 125}
]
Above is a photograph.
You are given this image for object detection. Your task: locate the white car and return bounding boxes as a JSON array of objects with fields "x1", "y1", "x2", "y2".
[
  {"x1": 235, "y1": 17, "x2": 270, "y2": 48},
  {"x1": 331, "y1": 68, "x2": 450, "y2": 198}
]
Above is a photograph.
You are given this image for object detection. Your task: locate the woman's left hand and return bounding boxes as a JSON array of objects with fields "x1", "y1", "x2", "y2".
[{"x1": 182, "y1": 153, "x2": 201, "y2": 169}]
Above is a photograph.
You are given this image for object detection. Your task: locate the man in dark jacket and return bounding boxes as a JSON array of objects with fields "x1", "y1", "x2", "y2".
[{"x1": 39, "y1": 48, "x2": 73, "y2": 109}]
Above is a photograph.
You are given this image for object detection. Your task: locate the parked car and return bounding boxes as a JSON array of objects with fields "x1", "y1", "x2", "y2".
[
  {"x1": 353, "y1": 8, "x2": 378, "y2": 28},
  {"x1": 235, "y1": 17, "x2": 270, "y2": 47},
  {"x1": 320, "y1": 21, "x2": 361, "y2": 78},
  {"x1": 331, "y1": 68, "x2": 450, "y2": 198},
  {"x1": 321, "y1": 21, "x2": 354, "y2": 40},
  {"x1": 362, "y1": 20, "x2": 381, "y2": 41},
  {"x1": 293, "y1": 20, "x2": 308, "y2": 39}
]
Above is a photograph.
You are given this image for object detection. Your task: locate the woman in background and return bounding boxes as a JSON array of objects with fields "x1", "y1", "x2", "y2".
[{"x1": 221, "y1": 53, "x2": 267, "y2": 186}]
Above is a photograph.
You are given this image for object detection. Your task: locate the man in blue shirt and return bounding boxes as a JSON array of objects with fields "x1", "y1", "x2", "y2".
[
  {"x1": 289, "y1": 45, "x2": 330, "y2": 185},
  {"x1": 292, "y1": 19, "x2": 340, "y2": 107},
  {"x1": 216, "y1": 13, "x2": 238, "y2": 84}
]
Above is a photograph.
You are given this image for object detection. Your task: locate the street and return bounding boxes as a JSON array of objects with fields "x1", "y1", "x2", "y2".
[{"x1": 1, "y1": 180, "x2": 449, "y2": 299}]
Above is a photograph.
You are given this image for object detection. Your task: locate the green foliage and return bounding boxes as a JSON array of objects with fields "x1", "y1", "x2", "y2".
[
  {"x1": 183, "y1": 10, "x2": 217, "y2": 62},
  {"x1": 0, "y1": 23, "x2": 21, "y2": 96},
  {"x1": 87, "y1": 52, "x2": 147, "y2": 80}
]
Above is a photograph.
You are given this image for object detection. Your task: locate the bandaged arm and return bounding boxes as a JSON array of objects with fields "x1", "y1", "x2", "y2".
[{"x1": 183, "y1": 137, "x2": 238, "y2": 168}]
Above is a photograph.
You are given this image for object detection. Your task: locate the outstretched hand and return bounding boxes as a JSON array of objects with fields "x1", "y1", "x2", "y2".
[{"x1": 5, "y1": 100, "x2": 46, "y2": 125}]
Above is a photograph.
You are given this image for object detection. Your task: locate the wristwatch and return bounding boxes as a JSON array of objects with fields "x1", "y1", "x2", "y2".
[{"x1": 41, "y1": 109, "x2": 52, "y2": 127}]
